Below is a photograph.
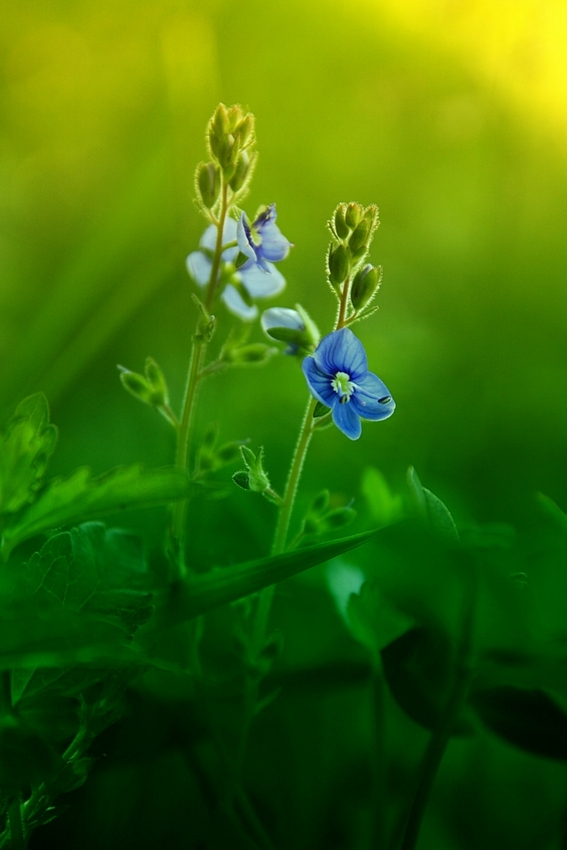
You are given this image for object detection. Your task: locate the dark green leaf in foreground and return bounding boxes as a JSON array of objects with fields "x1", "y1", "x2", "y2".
[
  {"x1": 0, "y1": 394, "x2": 57, "y2": 516},
  {"x1": 1, "y1": 464, "x2": 192, "y2": 559},
  {"x1": 155, "y1": 528, "x2": 385, "y2": 629},
  {"x1": 471, "y1": 686, "x2": 567, "y2": 760},
  {"x1": 5, "y1": 523, "x2": 152, "y2": 693},
  {"x1": 381, "y1": 626, "x2": 473, "y2": 734}
]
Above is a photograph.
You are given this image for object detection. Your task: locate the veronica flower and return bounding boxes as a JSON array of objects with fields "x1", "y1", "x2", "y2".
[
  {"x1": 302, "y1": 328, "x2": 395, "y2": 440},
  {"x1": 237, "y1": 204, "x2": 292, "y2": 273},
  {"x1": 186, "y1": 217, "x2": 286, "y2": 320}
]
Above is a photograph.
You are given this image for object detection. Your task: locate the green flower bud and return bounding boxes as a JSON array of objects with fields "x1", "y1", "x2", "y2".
[
  {"x1": 227, "y1": 104, "x2": 244, "y2": 130},
  {"x1": 226, "y1": 343, "x2": 276, "y2": 366},
  {"x1": 229, "y1": 151, "x2": 251, "y2": 192},
  {"x1": 119, "y1": 369, "x2": 157, "y2": 407},
  {"x1": 233, "y1": 113, "x2": 255, "y2": 148},
  {"x1": 332, "y1": 204, "x2": 350, "y2": 239},
  {"x1": 197, "y1": 161, "x2": 220, "y2": 209},
  {"x1": 328, "y1": 242, "x2": 350, "y2": 285},
  {"x1": 239, "y1": 445, "x2": 270, "y2": 493},
  {"x1": 311, "y1": 489, "x2": 330, "y2": 515},
  {"x1": 351, "y1": 264, "x2": 382, "y2": 311},
  {"x1": 322, "y1": 507, "x2": 357, "y2": 530},
  {"x1": 144, "y1": 357, "x2": 169, "y2": 407},
  {"x1": 216, "y1": 441, "x2": 245, "y2": 465},
  {"x1": 232, "y1": 471, "x2": 251, "y2": 490},
  {"x1": 348, "y1": 219, "x2": 372, "y2": 253},
  {"x1": 345, "y1": 202, "x2": 363, "y2": 229},
  {"x1": 208, "y1": 103, "x2": 230, "y2": 159}
]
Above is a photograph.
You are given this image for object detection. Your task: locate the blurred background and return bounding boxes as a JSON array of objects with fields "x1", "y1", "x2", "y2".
[
  {"x1": 4, "y1": 2, "x2": 567, "y2": 849},
  {"x1": 3, "y1": 0, "x2": 567, "y2": 540}
]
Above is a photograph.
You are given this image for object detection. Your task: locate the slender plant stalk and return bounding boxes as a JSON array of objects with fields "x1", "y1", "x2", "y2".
[
  {"x1": 8, "y1": 798, "x2": 25, "y2": 850},
  {"x1": 172, "y1": 184, "x2": 230, "y2": 569},
  {"x1": 400, "y1": 555, "x2": 477, "y2": 850}
]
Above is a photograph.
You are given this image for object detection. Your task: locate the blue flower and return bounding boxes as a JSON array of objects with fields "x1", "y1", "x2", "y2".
[
  {"x1": 186, "y1": 217, "x2": 285, "y2": 320},
  {"x1": 302, "y1": 328, "x2": 395, "y2": 440},
  {"x1": 237, "y1": 204, "x2": 292, "y2": 273}
]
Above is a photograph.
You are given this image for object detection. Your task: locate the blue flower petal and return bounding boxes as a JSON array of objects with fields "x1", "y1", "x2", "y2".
[
  {"x1": 240, "y1": 262, "x2": 285, "y2": 299},
  {"x1": 302, "y1": 357, "x2": 337, "y2": 407},
  {"x1": 332, "y1": 400, "x2": 362, "y2": 440},
  {"x1": 256, "y1": 208, "x2": 292, "y2": 262},
  {"x1": 236, "y1": 214, "x2": 258, "y2": 264},
  {"x1": 222, "y1": 284, "x2": 258, "y2": 321},
  {"x1": 351, "y1": 372, "x2": 396, "y2": 420},
  {"x1": 313, "y1": 328, "x2": 367, "y2": 379},
  {"x1": 261, "y1": 307, "x2": 304, "y2": 333},
  {"x1": 186, "y1": 251, "x2": 212, "y2": 287}
]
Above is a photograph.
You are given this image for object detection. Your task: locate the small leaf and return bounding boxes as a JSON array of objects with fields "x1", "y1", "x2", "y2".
[
  {"x1": 471, "y1": 686, "x2": 567, "y2": 761},
  {"x1": 406, "y1": 466, "x2": 459, "y2": 543},
  {"x1": 1, "y1": 465, "x2": 192, "y2": 558},
  {"x1": 346, "y1": 580, "x2": 415, "y2": 660}
]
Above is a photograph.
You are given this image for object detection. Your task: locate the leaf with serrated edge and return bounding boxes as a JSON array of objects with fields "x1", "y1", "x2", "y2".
[{"x1": 1, "y1": 464, "x2": 192, "y2": 558}]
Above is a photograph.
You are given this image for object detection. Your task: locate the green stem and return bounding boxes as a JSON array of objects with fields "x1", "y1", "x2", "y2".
[
  {"x1": 172, "y1": 184, "x2": 230, "y2": 569},
  {"x1": 8, "y1": 797, "x2": 25, "y2": 850},
  {"x1": 400, "y1": 555, "x2": 476, "y2": 850}
]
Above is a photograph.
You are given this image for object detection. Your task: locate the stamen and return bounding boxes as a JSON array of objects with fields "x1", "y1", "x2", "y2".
[{"x1": 331, "y1": 371, "x2": 355, "y2": 402}]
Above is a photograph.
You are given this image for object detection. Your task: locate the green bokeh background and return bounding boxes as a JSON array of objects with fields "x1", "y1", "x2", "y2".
[
  {"x1": 4, "y1": 0, "x2": 567, "y2": 535},
  {"x1": 3, "y1": 2, "x2": 567, "y2": 847}
]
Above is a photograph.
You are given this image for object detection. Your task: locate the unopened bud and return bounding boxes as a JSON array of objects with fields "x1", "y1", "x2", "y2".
[
  {"x1": 240, "y1": 445, "x2": 270, "y2": 493},
  {"x1": 197, "y1": 162, "x2": 220, "y2": 208},
  {"x1": 232, "y1": 471, "x2": 251, "y2": 490},
  {"x1": 328, "y1": 243, "x2": 350, "y2": 285},
  {"x1": 234, "y1": 113, "x2": 255, "y2": 148},
  {"x1": 348, "y1": 219, "x2": 372, "y2": 253},
  {"x1": 333, "y1": 204, "x2": 350, "y2": 239},
  {"x1": 229, "y1": 151, "x2": 250, "y2": 192},
  {"x1": 345, "y1": 202, "x2": 363, "y2": 229},
  {"x1": 119, "y1": 369, "x2": 156, "y2": 406},
  {"x1": 144, "y1": 357, "x2": 169, "y2": 407},
  {"x1": 311, "y1": 489, "x2": 330, "y2": 515},
  {"x1": 226, "y1": 343, "x2": 275, "y2": 365},
  {"x1": 351, "y1": 264, "x2": 382, "y2": 310}
]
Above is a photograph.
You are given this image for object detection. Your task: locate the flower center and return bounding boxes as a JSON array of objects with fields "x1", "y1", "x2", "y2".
[{"x1": 331, "y1": 371, "x2": 355, "y2": 403}]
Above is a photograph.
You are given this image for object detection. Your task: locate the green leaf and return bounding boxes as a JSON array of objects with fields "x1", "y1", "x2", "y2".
[
  {"x1": 381, "y1": 626, "x2": 473, "y2": 734},
  {"x1": 346, "y1": 580, "x2": 415, "y2": 661},
  {"x1": 361, "y1": 467, "x2": 404, "y2": 527},
  {"x1": 406, "y1": 466, "x2": 459, "y2": 543},
  {"x1": 154, "y1": 528, "x2": 385, "y2": 630},
  {"x1": 471, "y1": 686, "x2": 567, "y2": 760},
  {"x1": 537, "y1": 492, "x2": 567, "y2": 534},
  {"x1": 0, "y1": 394, "x2": 57, "y2": 516},
  {"x1": 1, "y1": 464, "x2": 192, "y2": 558}
]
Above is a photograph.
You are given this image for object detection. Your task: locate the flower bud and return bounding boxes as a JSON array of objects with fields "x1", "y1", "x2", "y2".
[
  {"x1": 345, "y1": 202, "x2": 363, "y2": 229},
  {"x1": 208, "y1": 103, "x2": 230, "y2": 159},
  {"x1": 351, "y1": 264, "x2": 382, "y2": 311},
  {"x1": 233, "y1": 113, "x2": 255, "y2": 148},
  {"x1": 144, "y1": 357, "x2": 169, "y2": 407},
  {"x1": 328, "y1": 242, "x2": 350, "y2": 285},
  {"x1": 348, "y1": 219, "x2": 372, "y2": 253},
  {"x1": 229, "y1": 151, "x2": 250, "y2": 192},
  {"x1": 239, "y1": 445, "x2": 270, "y2": 493},
  {"x1": 119, "y1": 368, "x2": 158, "y2": 407},
  {"x1": 225, "y1": 343, "x2": 276, "y2": 365},
  {"x1": 197, "y1": 161, "x2": 220, "y2": 208},
  {"x1": 232, "y1": 471, "x2": 251, "y2": 490},
  {"x1": 332, "y1": 204, "x2": 350, "y2": 239}
]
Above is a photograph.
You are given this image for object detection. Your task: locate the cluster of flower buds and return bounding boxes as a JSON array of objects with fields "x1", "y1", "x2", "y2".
[
  {"x1": 326, "y1": 203, "x2": 381, "y2": 307},
  {"x1": 301, "y1": 489, "x2": 356, "y2": 538},
  {"x1": 195, "y1": 103, "x2": 257, "y2": 214}
]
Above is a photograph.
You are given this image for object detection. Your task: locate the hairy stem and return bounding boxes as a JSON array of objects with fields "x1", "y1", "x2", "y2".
[{"x1": 172, "y1": 184, "x2": 230, "y2": 571}]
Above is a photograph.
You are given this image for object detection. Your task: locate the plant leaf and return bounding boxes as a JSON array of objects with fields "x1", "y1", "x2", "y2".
[
  {"x1": 0, "y1": 394, "x2": 57, "y2": 516},
  {"x1": 406, "y1": 466, "x2": 459, "y2": 543},
  {"x1": 471, "y1": 686, "x2": 567, "y2": 760},
  {"x1": 154, "y1": 528, "x2": 385, "y2": 629},
  {"x1": 1, "y1": 464, "x2": 192, "y2": 558}
]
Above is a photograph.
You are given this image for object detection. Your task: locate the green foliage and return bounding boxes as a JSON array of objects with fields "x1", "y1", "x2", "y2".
[
  {"x1": 1, "y1": 464, "x2": 192, "y2": 559},
  {"x1": 0, "y1": 394, "x2": 57, "y2": 517}
]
